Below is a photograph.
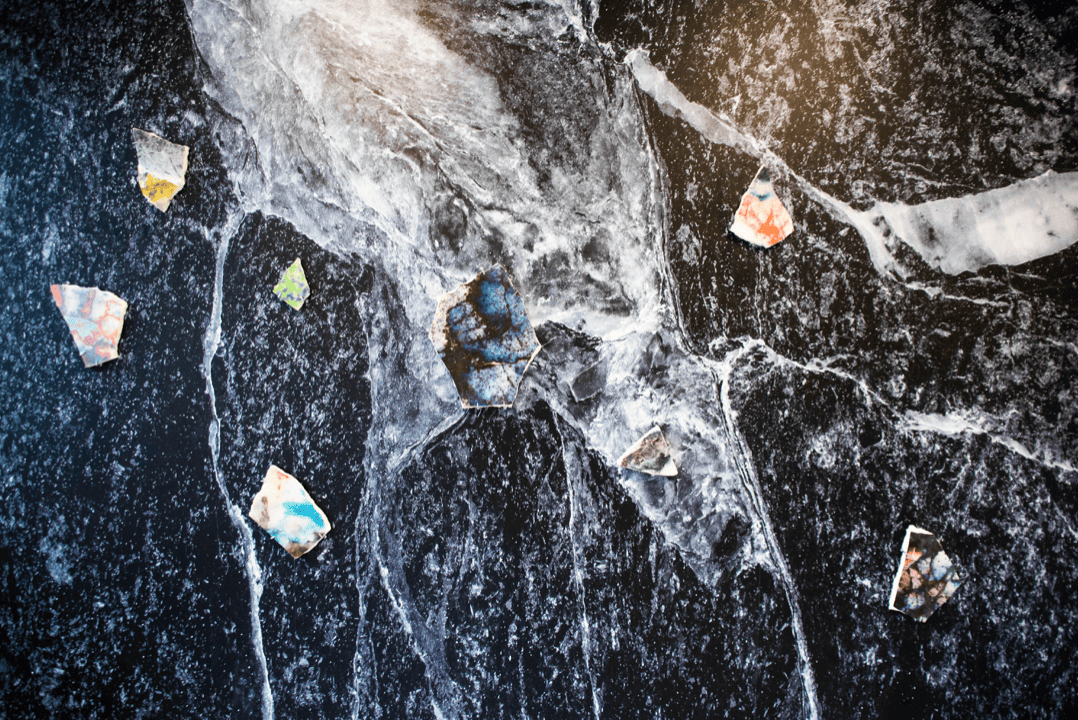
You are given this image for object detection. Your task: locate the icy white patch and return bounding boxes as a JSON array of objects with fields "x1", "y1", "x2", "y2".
[
  {"x1": 626, "y1": 49, "x2": 763, "y2": 157},
  {"x1": 187, "y1": 0, "x2": 663, "y2": 336},
  {"x1": 188, "y1": 1, "x2": 817, "y2": 713},
  {"x1": 872, "y1": 171, "x2": 1078, "y2": 274},
  {"x1": 900, "y1": 410, "x2": 1078, "y2": 474},
  {"x1": 538, "y1": 333, "x2": 821, "y2": 717}
]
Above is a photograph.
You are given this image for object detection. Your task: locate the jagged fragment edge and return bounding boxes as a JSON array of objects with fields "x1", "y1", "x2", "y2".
[
  {"x1": 617, "y1": 426, "x2": 678, "y2": 477},
  {"x1": 248, "y1": 465, "x2": 332, "y2": 559},
  {"x1": 50, "y1": 283, "x2": 129, "y2": 367},
  {"x1": 729, "y1": 165, "x2": 795, "y2": 248},
  {"x1": 131, "y1": 128, "x2": 190, "y2": 211},
  {"x1": 274, "y1": 257, "x2": 311, "y2": 310},
  {"x1": 888, "y1": 525, "x2": 920, "y2": 614},
  {"x1": 888, "y1": 524, "x2": 961, "y2": 621}
]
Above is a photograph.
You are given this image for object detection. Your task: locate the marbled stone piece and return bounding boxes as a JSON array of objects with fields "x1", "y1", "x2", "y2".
[
  {"x1": 618, "y1": 426, "x2": 678, "y2": 476},
  {"x1": 888, "y1": 525, "x2": 963, "y2": 621},
  {"x1": 131, "y1": 127, "x2": 188, "y2": 211},
  {"x1": 729, "y1": 166, "x2": 794, "y2": 247},
  {"x1": 248, "y1": 465, "x2": 331, "y2": 558},
  {"x1": 50, "y1": 283, "x2": 128, "y2": 367},
  {"x1": 273, "y1": 257, "x2": 311, "y2": 310},
  {"x1": 429, "y1": 265, "x2": 541, "y2": 408}
]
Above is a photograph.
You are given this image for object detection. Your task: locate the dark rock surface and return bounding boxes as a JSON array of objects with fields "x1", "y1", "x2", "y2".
[{"x1": 2, "y1": 1, "x2": 1075, "y2": 718}]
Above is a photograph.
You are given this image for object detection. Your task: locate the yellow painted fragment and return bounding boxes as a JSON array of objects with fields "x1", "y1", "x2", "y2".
[{"x1": 140, "y1": 173, "x2": 180, "y2": 204}]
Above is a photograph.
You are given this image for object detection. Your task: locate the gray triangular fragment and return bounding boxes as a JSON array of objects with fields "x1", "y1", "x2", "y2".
[{"x1": 618, "y1": 426, "x2": 677, "y2": 476}]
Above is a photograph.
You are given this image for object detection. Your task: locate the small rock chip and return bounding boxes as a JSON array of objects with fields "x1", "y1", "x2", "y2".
[
  {"x1": 729, "y1": 166, "x2": 794, "y2": 247},
  {"x1": 429, "y1": 265, "x2": 541, "y2": 408},
  {"x1": 131, "y1": 128, "x2": 189, "y2": 211},
  {"x1": 273, "y1": 258, "x2": 311, "y2": 310},
  {"x1": 618, "y1": 427, "x2": 678, "y2": 477},
  {"x1": 888, "y1": 525, "x2": 963, "y2": 622}
]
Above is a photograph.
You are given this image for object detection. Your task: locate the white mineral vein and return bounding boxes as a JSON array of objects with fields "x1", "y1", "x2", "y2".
[{"x1": 201, "y1": 213, "x2": 276, "y2": 720}]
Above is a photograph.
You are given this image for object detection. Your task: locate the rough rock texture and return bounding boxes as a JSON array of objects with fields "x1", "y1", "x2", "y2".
[{"x1": 1, "y1": 1, "x2": 1076, "y2": 718}]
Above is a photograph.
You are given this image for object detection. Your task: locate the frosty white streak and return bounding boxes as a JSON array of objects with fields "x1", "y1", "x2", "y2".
[
  {"x1": 900, "y1": 410, "x2": 1078, "y2": 475},
  {"x1": 554, "y1": 416, "x2": 602, "y2": 720},
  {"x1": 626, "y1": 50, "x2": 1078, "y2": 279},
  {"x1": 717, "y1": 335, "x2": 1078, "y2": 480},
  {"x1": 201, "y1": 216, "x2": 276, "y2": 720},
  {"x1": 349, "y1": 329, "x2": 380, "y2": 720},
  {"x1": 713, "y1": 351, "x2": 820, "y2": 720}
]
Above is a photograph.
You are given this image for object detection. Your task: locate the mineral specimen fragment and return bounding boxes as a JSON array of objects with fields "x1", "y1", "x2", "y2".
[
  {"x1": 273, "y1": 258, "x2": 311, "y2": 310},
  {"x1": 131, "y1": 128, "x2": 189, "y2": 211},
  {"x1": 888, "y1": 525, "x2": 963, "y2": 621},
  {"x1": 248, "y1": 465, "x2": 331, "y2": 558},
  {"x1": 429, "y1": 265, "x2": 541, "y2": 408},
  {"x1": 618, "y1": 427, "x2": 678, "y2": 476},
  {"x1": 729, "y1": 166, "x2": 794, "y2": 247},
  {"x1": 50, "y1": 284, "x2": 128, "y2": 367}
]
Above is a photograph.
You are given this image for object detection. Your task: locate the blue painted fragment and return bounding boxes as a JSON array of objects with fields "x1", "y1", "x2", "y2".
[
  {"x1": 429, "y1": 265, "x2": 541, "y2": 408},
  {"x1": 248, "y1": 465, "x2": 332, "y2": 558}
]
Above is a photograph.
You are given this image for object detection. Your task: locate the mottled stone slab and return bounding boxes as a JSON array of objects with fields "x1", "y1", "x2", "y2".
[
  {"x1": 888, "y1": 525, "x2": 963, "y2": 622},
  {"x1": 618, "y1": 426, "x2": 678, "y2": 476},
  {"x1": 248, "y1": 465, "x2": 331, "y2": 558},
  {"x1": 729, "y1": 166, "x2": 794, "y2": 247},
  {"x1": 50, "y1": 284, "x2": 128, "y2": 367},
  {"x1": 273, "y1": 257, "x2": 311, "y2": 310},
  {"x1": 131, "y1": 128, "x2": 188, "y2": 211},
  {"x1": 429, "y1": 265, "x2": 541, "y2": 408}
]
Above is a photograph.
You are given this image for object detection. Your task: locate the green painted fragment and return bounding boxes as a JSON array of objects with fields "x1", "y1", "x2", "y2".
[{"x1": 273, "y1": 258, "x2": 310, "y2": 310}]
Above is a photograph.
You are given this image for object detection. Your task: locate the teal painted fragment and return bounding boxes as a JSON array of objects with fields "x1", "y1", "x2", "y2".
[{"x1": 248, "y1": 465, "x2": 331, "y2": 558}]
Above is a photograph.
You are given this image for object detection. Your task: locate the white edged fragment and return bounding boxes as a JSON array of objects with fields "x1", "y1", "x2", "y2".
[
  {"x1": 730, "y1": 166, "x2": 795, "y2": 247},
  {"x1": 888, "y1": 524, "x2": 963, "y2": 622},
  {"x1": 248, "y1": 465, "x2": 331, "y2": 558},
  {"x1": 428, "y1": 265, "x2": 541, "y2": 408},
  {"x1": 131, "y1": 128, "x2": 189, "y2": 211},
  {"x1": 618, "y1": 426, "x2": 678, "y2": 477},
  {"x1": 50, "y1": 283, "x2": 128, "y2": 367}
]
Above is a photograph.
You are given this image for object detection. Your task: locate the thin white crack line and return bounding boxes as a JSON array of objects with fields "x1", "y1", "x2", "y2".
[
  {"x1": 351, "y1": 321, "x2": 380, "y2": 720},
  {"x1": 713, "y1": 353, "x2": 820, "y2": 720},
  {"x1": 898, "y1": 411, "x2": 1078, "y2": 475},
  {"x1": 554, "y1": 416, "x2": 602, "y2": 720},
  {"x1": 372, "y1": 544, "x2": 454, "y2": 720},
  {"x1": 630, "y1": 49, "x2": 819, "y2": 715},
  {"x1": 732, "y1": 337, "x2": 1078, "y2": 475},
  {"x1": 359, "y1": 283, "x2": 462, "y2": 720},
  {"x1": 201, "y1": 215, "x2": 275, "y2": 720},
  {"x1": 624, "y1": 48, "x2": 1067, "y2": 306}
]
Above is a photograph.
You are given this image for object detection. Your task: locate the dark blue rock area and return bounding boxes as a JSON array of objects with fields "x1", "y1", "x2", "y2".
[
  {"x1": 0, "y1": 0, "x2": 250, "y2": 716},
  {"x1": 429, "y1": 265, "x2": 541, "y2": 408}
]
